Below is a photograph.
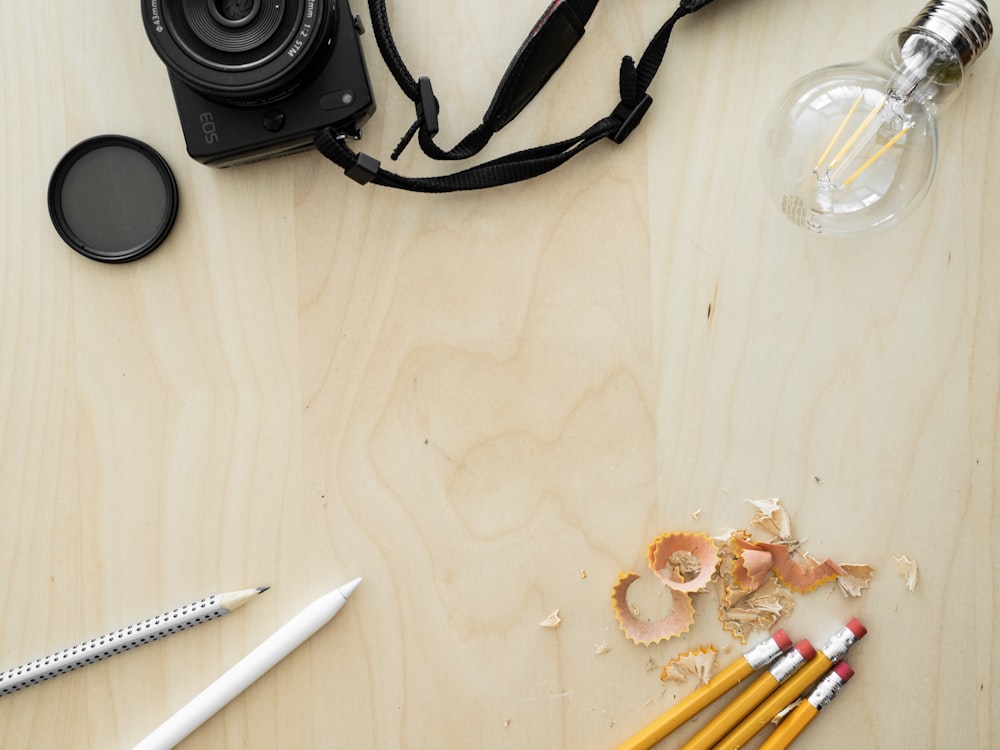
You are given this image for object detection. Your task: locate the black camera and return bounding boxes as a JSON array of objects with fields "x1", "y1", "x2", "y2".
[{"x1": 142, "y1": 0, "x2": 376, "y2": 167}]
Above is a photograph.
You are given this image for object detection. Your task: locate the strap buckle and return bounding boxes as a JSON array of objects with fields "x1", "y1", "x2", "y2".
[{"x1": 609, "y1": 94, "x2": 653, "y2": 144}]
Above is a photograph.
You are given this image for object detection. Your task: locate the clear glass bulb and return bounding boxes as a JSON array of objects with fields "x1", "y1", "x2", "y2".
[{"x1": 762, "y1": 0, "x2": 992, "y2": 237}]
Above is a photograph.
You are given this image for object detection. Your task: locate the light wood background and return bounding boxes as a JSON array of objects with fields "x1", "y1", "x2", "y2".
[{"x1": 2, "y1": 1, "x2": 998, "y2": 748}]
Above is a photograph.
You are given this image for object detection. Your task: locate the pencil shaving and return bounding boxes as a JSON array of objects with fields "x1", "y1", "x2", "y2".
[
  {"x1": 773, "y1": 698, "x2": 801, "y2": 722},
  {"x1": 613, "y1": 497, "x2": 873, "y2": 647},
  {"x1": 893, "y1": 554, "x2": 918, "y2": 591},
  {"x1": 611, "y1": 572, "x2": 695, "y2": 645},
  {"x1": 746, "y1": 498, "x2": 792, "y2": 539},
  {"x1": 539, "y1": 610, "x2": 562, "y2": 628},
  {"x1": 647, "y1": 532, "x2": 719, "y2": 593},
  {"x1": 832, "y1": 563, "x2": 876, "y2": 597},
  {"x1": 718, "y1": 530, "x2": 856, "y2": 638},
  {"x1": 757, "y1": 542, "x2": 840, "y2": 593},
  {"x1": 718, "y1": 577, "x2": 796, "y2": 643},
  {"x1": 731, "y1": 536, "x2": 773, "y2": 591},
  {"x1": 659, "y1": 646, "x2": 718, "y2": 685}
]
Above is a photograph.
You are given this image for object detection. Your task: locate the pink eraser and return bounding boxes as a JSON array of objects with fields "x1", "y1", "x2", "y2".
[
  {"x1": 833, "y1": 662, "x2": 855, "y2": 681},
  {"x1": 845, "y1": 618, "x2": 867, "y2": 639},
  {"x1": 795, "y1": 639, "x2": 817, "y2": 661},
  {"x1": 771, "y1": 629, "x2": 793, "y2": 652}
]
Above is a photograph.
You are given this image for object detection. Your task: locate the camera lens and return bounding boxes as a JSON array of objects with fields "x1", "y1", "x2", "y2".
[
  {"x1": 142, "y1": 0, "x2": 337, "y2": 105},
  {"x1": 210, "y1": 0, "x2": 260, "y2": 27},
  {"x1": 185, "y1": 0, "x2": 284, "y2": 55}
]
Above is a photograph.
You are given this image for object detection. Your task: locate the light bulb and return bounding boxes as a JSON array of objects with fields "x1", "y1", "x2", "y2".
[{"x1": 762, "y1": 0, "x2": 992, "y2": 237}]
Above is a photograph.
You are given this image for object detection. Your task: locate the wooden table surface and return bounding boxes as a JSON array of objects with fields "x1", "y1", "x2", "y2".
[{"x1": 2, "y1": 1, "x2": 998, "y2": 748}]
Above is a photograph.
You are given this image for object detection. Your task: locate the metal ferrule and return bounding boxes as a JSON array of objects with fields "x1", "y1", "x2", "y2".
[
  {"x1": 909, "y1": 0, "x2": 993, "y2": 67},
  {"x1": 819, "y1": 627, "x2": 859, "y2": 662},
  {"x1": 807, "y1": 670, "x2": 849, "y2": 711},
  {"x1": 769, "y1": 649, "x2": 809, "y2": 683},
  {"x1": 743, "y1": 636, "x2": 787, "y2": 671}
]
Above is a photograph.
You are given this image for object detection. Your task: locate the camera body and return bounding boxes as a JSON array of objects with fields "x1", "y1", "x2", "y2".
[{"x1": 143, "y1": 0, "x2": 376, "y2": 168}]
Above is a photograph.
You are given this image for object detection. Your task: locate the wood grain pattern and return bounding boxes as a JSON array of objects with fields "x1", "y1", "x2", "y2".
[{"x1": 1, "y1": 1, "x2": 997, "y2": 748}]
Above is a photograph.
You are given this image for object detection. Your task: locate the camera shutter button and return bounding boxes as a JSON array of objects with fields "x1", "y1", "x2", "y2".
[{"x1": 262, "y1": 109, "x2": 286, "y2": 132}]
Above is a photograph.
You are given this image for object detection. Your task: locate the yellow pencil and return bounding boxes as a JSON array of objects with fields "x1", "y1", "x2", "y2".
[
  {"x1": 713, "y1": 618, "x2": 866, "y2": 750},
  {"x1": 616, "y1": 631, "x2": 793, "y2": 750},
  {"x1": 758, "y1": 662, "x2": 855, "y2": 750},
  {"x1": 675, "y1": 640, "x2": 816, "y2": 750}
]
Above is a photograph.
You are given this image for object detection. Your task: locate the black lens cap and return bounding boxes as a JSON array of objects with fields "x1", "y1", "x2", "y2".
[{"x1": 48, "y1": 135, "x2": 179, "y2": 263}]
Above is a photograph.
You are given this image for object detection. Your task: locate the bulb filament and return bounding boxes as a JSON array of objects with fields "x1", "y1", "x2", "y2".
[
  {"x1": 842, "y1": 125, "x2": 913, "y2": 186},
  {"x1": 813, "y1": 90, "x2": 913, "y2": 189}
]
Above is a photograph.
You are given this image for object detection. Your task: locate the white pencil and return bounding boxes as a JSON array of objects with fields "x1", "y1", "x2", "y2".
[
  {"x1": 132, "y1": 577, "x2": 362, "y2": 750},
  {"x1": 0, "y1": 587, "x2": 268, "y2": 697}
]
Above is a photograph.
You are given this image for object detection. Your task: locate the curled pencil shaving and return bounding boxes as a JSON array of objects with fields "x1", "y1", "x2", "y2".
[
  {"x1": 613, "y1": 499, "x2": 874, "y2": 646},
  {"x1": 647, "y1": 532, "x2": 719, "y2": 593},
  {"x1": 894, "y1": 554, "x2": 918, "y2": 591},
  {"x1": 660, "y1": 646, "x2": 719, "y2": 685},
  {"x1": 729, "y1": 532, "x2": 842, "y2": 592},
  {"x1": 756, "y1": 542, "x2": 840, "y2": 593},
  {"x1": 731, "y1": 536, "x2": 773, "y2": 591},
  {"x1": 611, "y1": 572, "x2": 695, "y2": 645}
]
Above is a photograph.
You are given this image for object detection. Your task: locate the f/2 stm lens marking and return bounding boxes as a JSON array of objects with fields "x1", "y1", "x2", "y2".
[
  {"x1": 287, "y1": 31, "x2": 308, "y2": 57},
  {"x1": 200, "y1": 112, "x2": 220, "y2": 144},
  {"x1": 287, "y1": 0, "x2": 316, "y2": 58}
]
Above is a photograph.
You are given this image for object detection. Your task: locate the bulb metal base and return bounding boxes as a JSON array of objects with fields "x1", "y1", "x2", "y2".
[{"x1": 910, "y1": 0, "x2": 993, "y2": 67}]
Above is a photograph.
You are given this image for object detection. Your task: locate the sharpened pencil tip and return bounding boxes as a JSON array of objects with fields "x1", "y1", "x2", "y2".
[{"x1": 257, "y1": 586, "x2": 271, "y2": 594}]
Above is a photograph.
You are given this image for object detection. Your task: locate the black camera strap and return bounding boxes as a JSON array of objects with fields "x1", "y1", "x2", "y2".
[{"x1": 315, "y1": 0, "x2": 723, "y2": 192}]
